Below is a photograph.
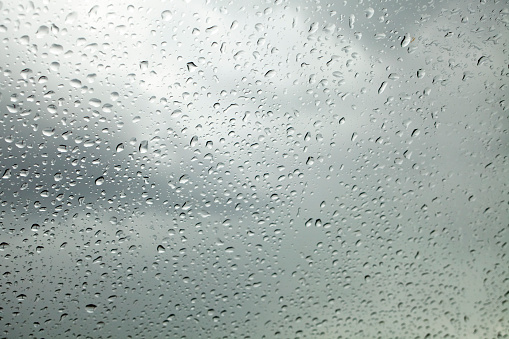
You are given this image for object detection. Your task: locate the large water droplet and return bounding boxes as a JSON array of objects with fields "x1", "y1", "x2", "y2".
[{"x1": 85, "y1": 304, "x2": 97, "y2": 313}]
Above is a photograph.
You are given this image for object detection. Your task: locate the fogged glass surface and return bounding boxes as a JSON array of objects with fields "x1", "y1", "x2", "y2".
[{"x1": 0, "y1": 0, "x2": 507, "y2": 338}]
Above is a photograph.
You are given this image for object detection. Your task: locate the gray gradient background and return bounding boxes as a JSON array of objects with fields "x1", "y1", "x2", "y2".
[{"x1": 0, "y1": 0, "x2": 507, "y2": 338}]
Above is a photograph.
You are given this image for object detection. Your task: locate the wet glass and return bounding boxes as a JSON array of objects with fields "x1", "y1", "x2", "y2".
[{"x1": 0, "y1": 0, "x2": 508, "y2": 338}]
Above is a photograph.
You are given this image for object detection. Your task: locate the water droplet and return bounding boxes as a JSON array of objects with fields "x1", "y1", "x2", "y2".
[
  {"x1": 264, "y1": 70, "x2": 276, "y2": 78},
  {"x1": 139, "y1": 140, "x2": 148, "y2": 153},
  {"x1": 187, "y1": 62, "x2": 197, "y2": 72},
  {"x1": 6, "y1": 105, "x2": 18, "y2": 114},
  {"x1": 20, "y1": 35, "x2": 29, "y2": 45},
  {"x1": 349, "y1": 14, "x2": 355, "y2": 29},
  {"x1": 88, "y1": 98, "x2": 101, "y2": 108},
  {"x1": 85, "y1": 304, "x2": 97, "y2": 313},
  {"x1": 206, "y1": 26, "x2": 218, "y2": 34},
  {"x1": 171, "y1": 110, "x2": 182, "y2": 118},
  {"x1": 42, "y1": 128, "x2": 55, "y2": 137},
  {"x1": 365, "y1": 7, "x2": 374, "y2": 18},
  {"x1": 309, "y1": 22, "x2": 319, "y2": 34},
  {"x1": 70, "y1": 79, "x2": 82, "y2": 88},
  {"x1": 2, "y1": 169, "x2": 11, "y2": 179},
  {"x1": 401, "y1": 34, "x2": 411, "y2": 47},
  {"x1": 95, "y1": 177, "x2": 105, "y2": 186},
  {"x1": 49, "y1": 44, "x2": 63, "y2": 55},
  {"x1": 50, "y1": 62, "x2": 60, "y2": 72},
  {"x1": 36, "y1": 25, "x2": 49, "y2": 38},
  {"x1": 161, "y1": 10, "x2": 173, "y2": 21}
]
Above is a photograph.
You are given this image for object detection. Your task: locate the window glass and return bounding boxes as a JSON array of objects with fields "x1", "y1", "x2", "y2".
[{"x1": 1, "y1": 0, "x2": 507, "y2": 338}]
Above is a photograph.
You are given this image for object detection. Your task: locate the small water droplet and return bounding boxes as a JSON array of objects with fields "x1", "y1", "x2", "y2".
[
  {"x1": 139, "y1": 140, "x2": 148, "y2": 153},
  {"x1": 49, "y1": 44, "x2": 63, "y2": 55},
  {"x1": 401, "y1": 34, "x2": 411, "y2": 47},
  {"x1": 187, "y1": 62, "x2": 197, "y2": 72},
  {"x1": 88, "y1": 98, "x2": 101, "y2": 108},
  {"x1": 264, "y1": 70, "x2": 276, "y2": 78},
  {"x1": 206, "y1": 26, "x2": 218, "y2": 34},
  {"x1": 161, "y1": 10, "x2": 173, "y2": 21},
  {"x1": 42, "y1": 128, "x2": 55, "y2": 137},
  {"x1": 365, "y1": 7, "x2": 374, "y2": 19},
  {"x1": 36, "y1": 25, "x2": 49, "y2": 38},
  {"x1": 95, "y1": 177, "x2": 105, "y2": 186},
  {"x1": 349, "y1": 14, "x2": 355, "y2": 29},
  {"x1": 70, "y1": 79, "x2": 82, "y2": 88}
]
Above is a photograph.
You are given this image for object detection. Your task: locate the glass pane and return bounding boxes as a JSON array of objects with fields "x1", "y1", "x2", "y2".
[{"x1": 1, "y1": 0, "x2": 507, "y2": 338}]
